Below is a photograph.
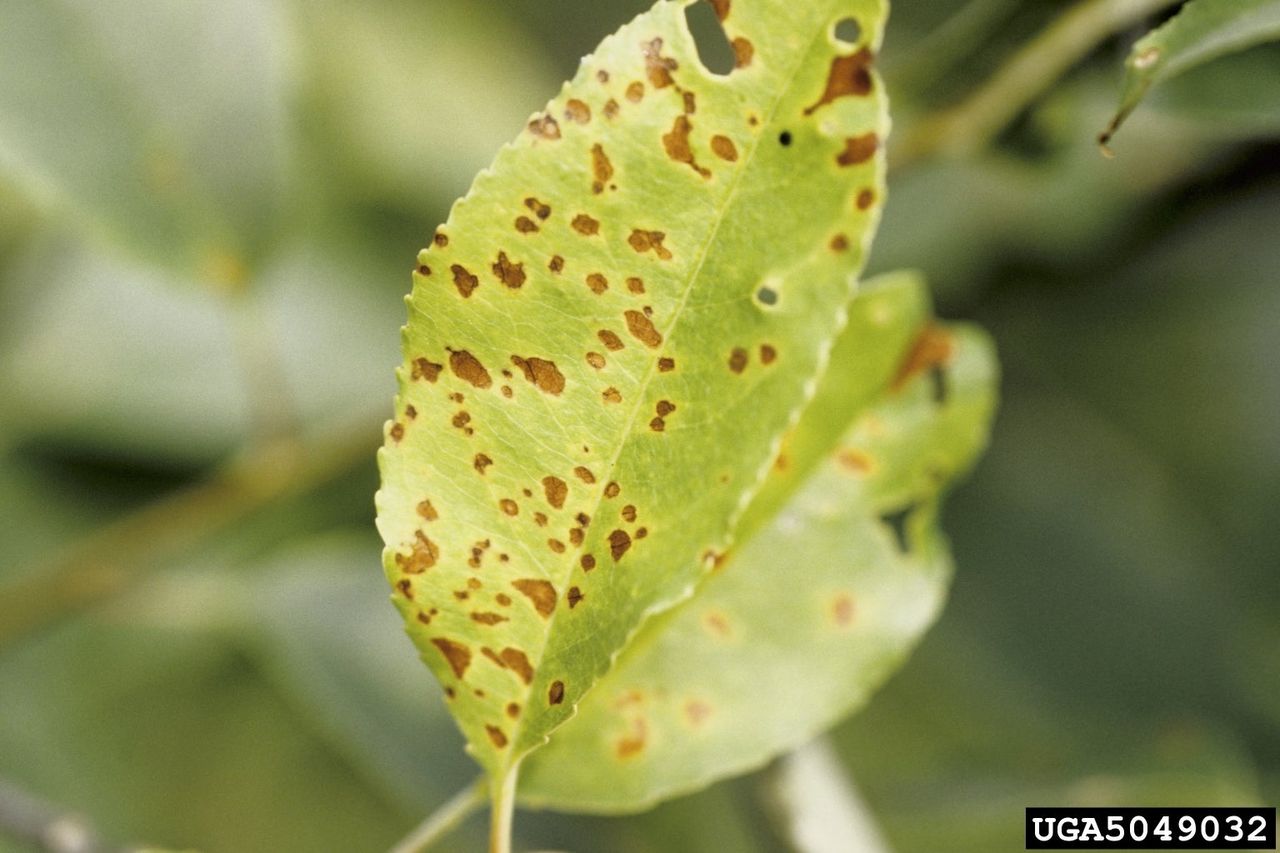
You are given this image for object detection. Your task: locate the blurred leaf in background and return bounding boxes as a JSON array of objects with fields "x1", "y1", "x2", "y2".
[{"x1": 0, "y1": 0, "x2": 1278, "y2": 852}]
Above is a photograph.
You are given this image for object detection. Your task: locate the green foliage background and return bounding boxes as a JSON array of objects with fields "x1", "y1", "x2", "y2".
[{"x1": 0, "y1": 1, "x2": 1277, "y2": 851}]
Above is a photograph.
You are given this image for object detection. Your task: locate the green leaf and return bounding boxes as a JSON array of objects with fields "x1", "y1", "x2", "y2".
[
  {"x1": 518, "y1": 275, "x2": 998, "y2": 811},
  {"x1": 0, "y1": 0, "x2": 290, "y2": 280},
  {"x1": 376, "y1": 0, "x2": 890, "y2": 784},
  {"x1": 1100, "y1": 0, "x2": 1280, "y2": 148}
]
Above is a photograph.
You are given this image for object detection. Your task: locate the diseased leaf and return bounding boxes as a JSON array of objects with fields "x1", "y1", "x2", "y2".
[
  {"x1": 1100, "y1": 0, "x2": 1280, "y2": 148},
  {"x1": 376, "y1": 0, "x2": 890, "y2": 784},
  {"x1": 518, "y1": 273, "x2": 998, "y2": 810}
]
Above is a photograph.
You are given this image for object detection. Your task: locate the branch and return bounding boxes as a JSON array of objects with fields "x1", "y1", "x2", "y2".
[{"x1": 388, "y1": 777, "x2": 487, "y2": 853}]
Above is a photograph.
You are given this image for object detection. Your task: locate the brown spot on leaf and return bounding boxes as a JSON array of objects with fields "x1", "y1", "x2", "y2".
[
  {"x1": 411, "y1": 357, "x2": 442, "y2": 382},
  {"x1": 450, "y1": 264, "x2": 478, "y2": 298},
  {"x1": 804, "y1": 48, "x2": 875, "y2": 115},
  {"x1": 448, "y1": 349, "x2": 492, "y2": 388},
  {"x1": 395, "y1": 531, "x2": 439, "y2": 574},
  {"x1": 486, "y1": 725, "x2": 508, "y2": 749},
  {"x1": 581, "y1": 554, "x2": 597, "y2": 571},
  {"x1": 656, "y1": 400, "x2": 676, "y2": 416},
  {"x1": 471, "y1": 612, "x2": 508, "y2": 626},
  {"x1": 496, "y1": 593, "x2": 512, "y2": 606},
  {"x1": 528, "y1": 114, "x2": 561, "y2": 140},
  {"x1": 547, "y1": 538, "x2": 566, "y2": 554},
  {"x1": 417, "y1": 499, "x2": 438, "y2": 521},
  {"x1": 603, "y1": 98, "x2": 620, "y2": 119},
  {"x1": 598, "y1": 330, "x2": 625, "y2": 351},
  {"x1": 623, "y1": 309, "x2": 663, "y2": 347},
  {"x1": 549, "y1": 680, "x2": 565, "y2": 705},
  {"x1": 621, "y1": 504, "x2": 638, "y2": 522},
  {"x1": 650, "y1": 417, "x2": 665, "y2": 431},
  {"x1": 564, "y1": 98, "x2": 591, "y2": 124},
  {"x1": 731, "y1": 37, "x2": 754, "y2": 68},
  {"x1": 832, "y1": 593, "x2": 855, "y2": 628},
  {"x1": 837, "y1": 133, "x2": 879, "y2": 166},
  {"x1": 567, "y1": 586, "x2": 584, "y2": 608},
  {"x1": 682, "y1": 91, "x2": 697, "y2": 114},
  {"x1": 548, "y1": 254, "x2": 565, "y2": 273},
  {"x1": 628, "y1": 229, "x2": 672, "y2": 260},
  {"x1": 572, "y1": 214, "x2": 600, "y2": 236},
  {"x1": 626, "y1": 81, "x2": 645, "y2": 102},
  {"x1": 830, "y1": 234, "x2": 849, "y2": 252},
  {"x1": 432, "y1": 638, "x2": 471, "y2": 679},
  {"x1": 728, "y1": 347, "x2": 748, "y2": 373},
  {"x1": 515, "y1": 215, "x2": 539, "y2": 234},
  {"x1": 709, "y1": 0, "x2": 730, "y2": 21},
  {"x1": 591, "y1": 144, "x2": 614, "y2": 194},
  {"x1": 416, "y1": 264, "x2": 431, "y2": 276},
  {"x1": 760, "y1": 344, "x2": 777, "y2": 364},
  {"x1": 586, "y1": 351, "x2": 606, "y2": 369},
  {"x1": 703, "y1": 610, "x2": 731, "y2": 638},
  {"x1": 642, "y1": 37, "x2": 678, "y2": 88},
  {"x1": 542, "y1": 475, "x2": 568, "y2": 508},
  {"x1": 856, "y1": 188, "x2": 876, "y2": 210},
  {"x1": 602, "y1": 387, "x2": 622, "y2": 404},
  {"x1": 891, "y1": 324, "x2": 953, "y2": 391},
  {"x1": 586, "y1": 272, "x2": 609, "y2": 294},
  {"x1": 433, "y1": 232, "x2": 449, "y2": 247},
  {"x1": 837, "y1": 448, "x2": 873, "y2": 474},
  {"x1": 396, "y1": 578, "x2": 413, "y2": 599},
  {"x1": 511, "y1": 355, "x2": 566, "y2": 395},
  {"x1": 390, "y1": 422, "x2": 405, "y2": 442},
  {"x1": 499, "y1": 498, "x2": 518, "y2": 517},
  {"x1": 658, "y1": 357, "x2": 675, "y2": 372},
  {"x1": 474, "y1": 453, "x2": 493, "y2": 474},
  {"x1": 663, "y1": 115, "x2": 710, "y2": 178},
  {"x1": 533, "y1": 511, "x2": 548, "y2": 527},
  {"x1": 711, "y1": 135, "x2": 738, "y2": 161},
  {"x1": 524, "y1": 197, "x2": 552, "y2": 219},
  {"x1": 615, "y1": 718, "x2": 647, "y2": 759},
  {"x1": 626, "y1": 276, "x2": 645, "y2": 294},
  {"x1": 513, "y1": 579, "x2": 557, "y2": 618},
  {"x1": 684, "y1": 700, "x2": 712, "y2": 727},
  {"x1": 574, "y1": 466, "x2": 596, "y2": 484},
  {"x1": 609, "y1": 529, "x2": 632, "y2": 560},
  {"x1": 604, "y1": 481, "x2": 621, "y2": 499},
  {"x1": 506, "y1": 702, "x2": 521, "y2": 719}
]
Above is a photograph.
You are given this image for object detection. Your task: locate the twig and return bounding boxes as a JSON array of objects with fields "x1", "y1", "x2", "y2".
[
  {"x1": 388, "y1": 777, "x2": 487, "y2": 853},
  {"x1": 891, "y1": 0, "x2": 1181, "y2": 168}
]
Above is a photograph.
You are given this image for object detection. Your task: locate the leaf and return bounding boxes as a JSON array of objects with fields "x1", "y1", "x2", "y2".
[
  {"x1": 0, "y1": 0, "x2": 290, "y2": 280},
  {"x1": 518, "y1": 274, "x2": 998, "y2": 811},
  {"x1": 1100, "y1": 0, "x2": 1280, "y2": 148},
  {"x1": 376, "y1": 0, "x2": 890, "y2": 784}
]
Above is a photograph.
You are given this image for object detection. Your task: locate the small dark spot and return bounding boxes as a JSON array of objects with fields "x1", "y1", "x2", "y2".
[
  {"x1": 658, "y1": 357, "x2": 675, "y2": 372},
  {"x1": 433, "y1": 232, "x2": 449, "y2": 248},
  {"x1": 549, "y1": 255, "x2": 565, "y2": 273},
  {"x1": 683, "y1": 91, "x2": 697, "y2": 114},
  {"x1": 626, "y1": 81, "x2": 645, "y2": 102},
  {"x1": 624, "y1": 309, "x2": 663, "y2": 347},
  {"x1": 499, "y1": 498, "x2": 518, "y2": 516},
  {"x1": 728, "y1": 347, "x2": 748, "y2": 373},
  {"x1": 412, "y1": 357, "x2": 443, "y2": 382},
  {"x1": 756, "y1": 286, "x2": 778, "y2": 306},
  {"x1": 486, "y1": 725, "x2": 508, "y2": 749},
  {"x1": 511, "y1": 355, "x2": 566, "y2": 395},
  {"x1": 542, "y1": 475, "x2": 568, "y2": 509},
  {"x1": 837, "y1": 132, "x2": 879, "y2": 166},
  {"x1": 778, "y1": 130, "x2": 793, "y2": 146},
  {"x1": 597, "y1": 69, "x2": 610, "y2": 83},
  {"x1": 574, "y1": 466, "x2": 596, "y2": 484},
  {"x1": 444, "y1": 686, "x2": 456, "y2": 699},
  {"x1": 474, "y1": 453, "x2": 493, "y2": 474},
  {"x1": 832, "y1": 593, "x2": 855, "y2": 628},
  {"x1": 416, "y1": 264, "x2": 431, "y2": 276},
  {"x1": 598, "y1": 330, "x2": 625, "y2": 351},
  {"x1": 450, "y1": 264, "x2": 478, "y2": 298},
  {"x1": 805, "y1": 47, "x2": 874, "y2": 115},
  {"x1": 513, "y1": 579, "x2": 557, "y2": 618},
  {"x1": 390, "y1": 422, "x2": 405, "y2": 442},
  {"x1": 449, "y1": 349, "x2": 492, "y2": 388},
  {"x1": 565, "y1": 98, "x2": 592, "y2": 124},
  {"x1": 628, "y1": 229, "x2": 672, "y2": 260},
  {"x1": 626, "y1": 276, "x2": 645, "y2": 294},
  {"x1": 395, "y1": 530, "x2": 439, "y2": 574},
  {"x1": 534, "y1": 511, "x2": 548, "y2": 527},
  {"x1": 569, "y1": 528, "x2": 584, "y2": 547},
  {"x1": 656, "y1": 400, "x2": 675, "y2": 416},
  {"x1": 603, "y1": 98, "x2": 620, "y2": 118},
  {"x1": 856, "y1": 188, "x2": 876, "y2": 210},
  {"x1": 547, "y1": 538, "x2": 565, "y2": 553},
  {"x1": 496, "y1": 593, "x2": 512, "y2": 606},
  {"x1": 731, "y1": 37, "x2": 754, "y2": 68},
  {"x1": 572, "y1": 214, "x2": 601, "y2": 236},
  {"x1": 451, "y1": 411, "x2": 471, "y2": 431},
  {"x1": 549, "y1": 680, "x2": 565, "y2": 705},
  {"x1": 396, "y1": 578, "x2": 413, "y2": 599},
  {"x1": 524, "y1": 197, "x2": 552, "y2": 219},
  {"x1": 711, "y1": 135, "x2": 738, "y2": 161},
  {"x1": 602, "y1": 387, "x2": 622, "y2": 404},
  {"x1": 528, "y1": 114, "x2": 561, "y2": 140},
  {"x1": 649, "y1": 417, "x2": 665, "y2": 431},
  {"x1": 609, "y1": 529, "x2": 632, "y2": 560},
  {"x1": 471, "y1": 612, "x2": 508, "y2": 626},
  {"x1": 621, "y1": 504, "x2": 638, "y2": 522},
  {"x1": 591, "y1": 144, "x2": 614, "y2": 194},
  {"x1": 642, "y1": 37, "x2": 678, "y2": 89},
  {"x1": 431, "y1": 638, "x2": 471, "y2": 679},
  {"x1": 515, "y1": 215, "x2": 539, "y2": 234},
  {"x1": 586, "y1": 273, "x2": 609, "y2": 294},
  {"x1": 586, "y1": 351, "x2": 606, "y2": 369},
  {"x1": 830, "y1": 234, "x2": 849, "y2": 252},
  {"x1": 604, "y1": 482, "x2": 621, "y2": 498},
  {"x1": 417, "y1": 499, "x2": 438, "y2": 521},
  {"x1": 760, "y1": 344, "x2": 777, "y2": 364},
  {"x1": 567, "y1": 586, "x2": 585, "y2": 608},
  {"x1": 506, "y1": 702, "x2": 521, "y2": 719},
  {"x1": 635, "y1": 526, "x2": 648, "y2": 539},
  {"x1": 581, "y1": 554, "x2": 597, "y2": 571},
  {"x1": 663, "y1": 115, "x2": 710, "y2": 178}
]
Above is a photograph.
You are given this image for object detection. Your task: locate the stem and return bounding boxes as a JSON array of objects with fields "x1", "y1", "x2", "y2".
[
  {"x1": 388, "y1": 777, "x2": 487, "y2": 853},
  {"x1": 892, "y1": 0, "x2": 1181, "y2": 167},
  {"x1": 488, "y1": 765, "x2": 520, "y2": 853}
]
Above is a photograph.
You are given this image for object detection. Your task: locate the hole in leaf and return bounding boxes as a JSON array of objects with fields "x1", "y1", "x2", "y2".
[
  {"x1": 833, "y1": 17, "x2": 861, "y2": 44},
  {"x1": 778, "y1": 131, "x2": 793, "y2": 146},
  {"x1": 684, "y1": 1, "x2": 736, "y2": 76},
  {"x1": 755, "y1": 286, "x2": 778, "y2": 307}
]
